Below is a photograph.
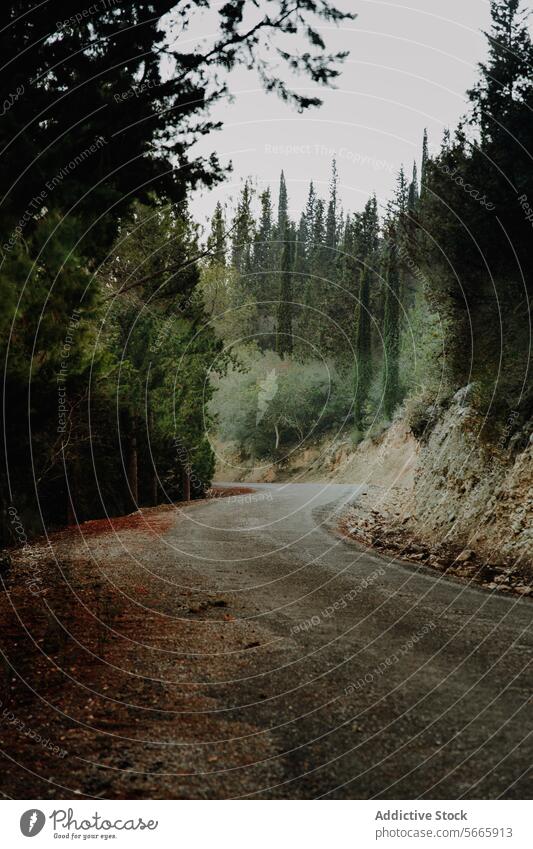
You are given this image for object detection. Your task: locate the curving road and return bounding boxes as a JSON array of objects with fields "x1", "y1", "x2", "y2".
[
  {"x1": 1, "y1": 482, "x2": 532, "y2": 799},
  {"x1": 160, "y1": 481, "x2": 533, "y2": 799}
]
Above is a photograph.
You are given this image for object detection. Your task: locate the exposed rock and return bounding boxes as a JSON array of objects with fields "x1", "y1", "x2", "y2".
[{"x1": 456, "y1": 549, "x2": 475, "y2": 563}]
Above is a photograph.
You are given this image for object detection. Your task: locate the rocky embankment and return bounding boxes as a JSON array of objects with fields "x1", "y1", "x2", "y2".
[{"x1": 342, "y1": 387, "x2": 532, "y2": 596}]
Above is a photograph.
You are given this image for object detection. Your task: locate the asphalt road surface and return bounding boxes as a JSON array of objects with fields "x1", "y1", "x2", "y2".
[{"x1": 1, "y1": 482, "x2": 531, "y2": 799}]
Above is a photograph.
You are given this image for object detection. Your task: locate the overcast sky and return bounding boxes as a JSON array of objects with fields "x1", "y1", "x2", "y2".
[{"x1": 186, "y1": 0, "x2": 494, "y2": 227}]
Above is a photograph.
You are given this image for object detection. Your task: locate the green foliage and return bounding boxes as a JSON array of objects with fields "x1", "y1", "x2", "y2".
[
  {"x1": 400, "y1": 290, "x2": 446, "y2": 399},
  {"x1": 410, "y1": 0, "x2": 533, "y2": 417},
  {"x1": 100, "y1": 202, "x2": 223, "y2": 502},
  {"x1": 211, "y1": 350, "x2": 353, "y2": 459}
]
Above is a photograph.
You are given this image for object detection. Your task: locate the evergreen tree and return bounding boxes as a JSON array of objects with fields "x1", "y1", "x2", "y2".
[
  {"x1": 468, "y1": 0, "x2": 532, "y2": 145},
  {"x1": 408, "y1": 162, "x2": 419, "y2": 214},
  {"x1": 253, "y1": 188, "x2": 274, "y2": 274},
  {"x1": 251, "y1": 188, "x2": 276, "y2": 345},
  {"x1": 382, "y1": 240, "x2": 401, "y2": 419},
  {"x1": 231, "y1": 181, "x2": 255, "y2": 274},
  {"x1": 207, "y1": 202, "x2": 227, "y2": 266},
  {"x1": 297, "y1": 181, "x2": 317, "y2": 313},
  {"x1": 325, "y1": 159, "x2": 339, "y2": 250},
  {"x1": 310, "y1": 198, "x2": 326, "y2": 270},
  {"x1": 276, "y1": 225, "x2": 295, "y2": 357},
  {"x1": 420, "y1": 129, "x2": 429, "y2": 198},
  {"x1": 296, "y1": 211, "x2": 309, "y2": 275},
  {"x1": 353, "y1": 267, "x2": 372, "y2": 430},
  {"x1": 395, "y1": 166, "x2": 409, "y2": 216},
  {"x1": 358, "y1": 195, "x2": 380, "y2": 260},
  {"x1": 411, "y1": 0, "x2": 533, "y2": 409},
  {"x1": 303, "y1": 181, "x2": 318, "y2": 257},
  {"x1": 380, "y1": 173, "x2": 407, "y2": 418},
  {"x1": 277, "y1": 171, "x2": 289, "y2": 239}
]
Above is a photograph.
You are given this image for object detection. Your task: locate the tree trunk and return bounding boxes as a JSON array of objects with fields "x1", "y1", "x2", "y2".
[
  {"x1": 181, "y1": 465, "x2": 191, "y2": 502},
  {"x1": 128, "y1": 432, "x2": 138, "y2": 507},
  {"x1": 124, "y1": 408, "x2": 138, "y2": 509},
  {"x1": 66, "y1": 458, "x2": 78, "y2": 526},
  {"x1": 148, "y1": 409, "x2": 158, "y2": 506}
]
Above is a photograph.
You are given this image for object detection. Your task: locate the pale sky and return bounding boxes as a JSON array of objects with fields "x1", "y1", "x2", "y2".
[{"x1": 185, "y1": 0, "x2": 494, "y2": 227}]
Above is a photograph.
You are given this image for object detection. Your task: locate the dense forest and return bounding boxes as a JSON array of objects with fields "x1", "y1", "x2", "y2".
[
  {"x1": 1, "y1": 0, "x2": 532, "y2": 543},
  {"x1": 207, "y1": 0, "x2": 533, "y2": 463}
]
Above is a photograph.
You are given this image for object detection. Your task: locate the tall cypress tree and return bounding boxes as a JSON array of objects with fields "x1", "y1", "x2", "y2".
[
  {"x1": 253, "y1": 188, "x2": 274, "y2": 275},
  {"x1": 276, "y1": 224, "x2": 295, "y2": 357},
  {"x1": 353, "y1": 266, "x2": 372, "y2": 430},
  {"x1": 275, "y1": 175, "x2": 293, "y2": 356},
  {"x1": 303, "y1": 181, "x2": 317, "y2": 256},
  {"x1": 408, "y1": 162, "x2": 419, "y2": 214},
  {"x1": 231, "y1": 181, "x2": 255, "y2": 274},
  {"x1": 207, "y1": 202, "x2": 227, "y2": 266},
  {"x1": 395, "y1": 166, "x2": 409, "y2": 216},
  {"x1": 251, "y1": 188, "x2": 275, "y2": 344},
  {"x1": 325, "y1": 159, "x2": 339, "y2": 250},
  {"x1": 277, "y1": 171, "x2": 289, "y2": 238},
  {"x1": 382, "y1": 238, "x2": 401, "y2": 419},
  {"x1": 420, "y1": 129, "x2": 429, "y2": 198},
  {"x1": 320, "y1": 160, "x2": 341, "y2": 353}
]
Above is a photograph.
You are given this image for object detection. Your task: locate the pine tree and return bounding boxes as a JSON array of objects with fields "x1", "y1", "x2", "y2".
[
  {"x1": 303, "y1": 181, "x2": 317, "y2": 256},
  {"x1": 420, "y1": 129, "x2": 429, "y2": 198},
  {"x1": 408, "y1": 162, "x2": 419, "y2": 213},
  {"x1": 310, "y1": 198, "x2": 326, "y2": 270},
  {"x1": 395, "y1": 166, "x2": 409, "y2": 216},
  {"x1": 358, "y1": 195, "x2": 380, "y2": 260},
  {"x1": 231, "y1": 181, "x2": 255, "y2": 274},
  {"x1": 253, "y1": 188, "x2": 274, "y2": 273},
  {"x1": 276, "y1": 225, "x2": 295, "y2": 357},
  {"x1": 302, "y1": 196, "x2": 327, "y2": 347},
  {"x1": 251, "y1": 188, "x2": 276, "y2": 344},
  {"x1": 468, "y1": 0, "x2": 532, "y2": 144},
  {"x1": 353, "y1": 266, "x2": 372, "y2": 430},
  {"x1": 325, "y1": 159, "x2": 339, "y2": 250},
  {"x1": 382, "y1": 239, "x2": 401, "y2": 419},
  {"x1": 277, "y1": 171, "x2": 289, "y2": 239},
  {"x1": 296, "y1": 211, "x2": 308, "y2": 273},
  {"x1": 207, "y1": 202, "x2": 227, "y2": 266}
]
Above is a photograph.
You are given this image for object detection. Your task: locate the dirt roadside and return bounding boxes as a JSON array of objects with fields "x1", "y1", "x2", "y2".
[{"x1": 0, "y1": 490, "x2": 282, "y2": 799}]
